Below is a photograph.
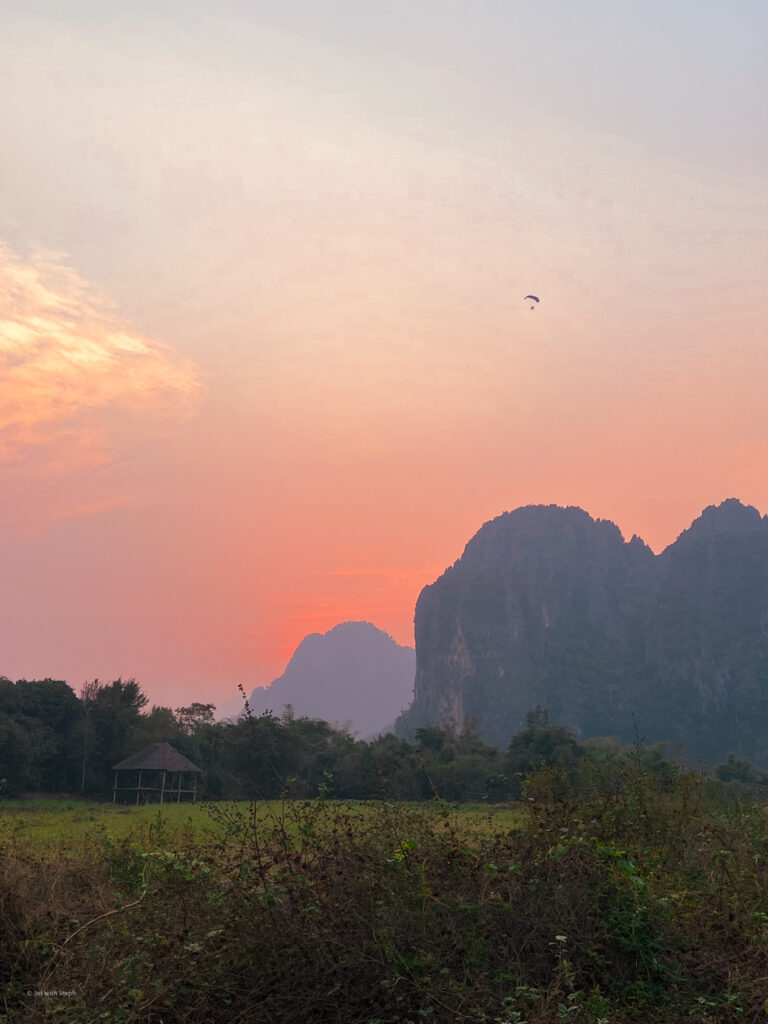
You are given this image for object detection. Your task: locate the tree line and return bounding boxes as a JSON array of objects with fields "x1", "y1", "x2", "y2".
[{"x1": 1, "y1": 677, "x2": 764, "y2": 801}]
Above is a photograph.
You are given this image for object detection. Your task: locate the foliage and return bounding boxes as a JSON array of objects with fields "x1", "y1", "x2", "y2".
[
  {"x1": 0, "y1": 675, "x2": 762, "y2": 824},
  {"x1": 0, "y1": 677, "x2": 81, "y2": 794},
  {"x1": 3, "y1": 764, "x2": 768, "y2": 1022},
  {"x1": 715, "y1": 752, "x2": 768, "y2": 785},
  {"x1": 505, "y1": 714, "x2": 584, "y2": 799}
]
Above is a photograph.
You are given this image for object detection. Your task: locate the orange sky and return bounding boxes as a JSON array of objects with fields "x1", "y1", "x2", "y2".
[{"x1": 1, "y1": 1, "x2": 767, "y2": 709}]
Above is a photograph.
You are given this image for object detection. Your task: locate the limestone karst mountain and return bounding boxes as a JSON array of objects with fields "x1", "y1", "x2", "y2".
[
  {"x1": 396, "y1": 500, "x2": 768, "y2": 764},
  {"x1": 240, "y1": 621, "x2": 415, "y2": 738}
]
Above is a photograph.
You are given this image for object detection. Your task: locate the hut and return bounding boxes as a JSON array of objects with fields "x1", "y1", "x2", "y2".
[{"x1": 112, "y1": 742, "x2": 202, "y2": 804}]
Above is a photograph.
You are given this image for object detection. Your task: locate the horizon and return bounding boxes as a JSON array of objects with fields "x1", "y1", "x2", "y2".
[
  {"x1": 4, "y1": 495, "x2": 762, "y2": 715},
  {"x1": 2, "y1": 1, "x2": 767, "y2": 707}
]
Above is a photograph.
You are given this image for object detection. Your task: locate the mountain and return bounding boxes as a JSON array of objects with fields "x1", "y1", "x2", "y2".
[
  {"x1": 396, "y1": 500, "x2": 768, "y2": 765},
  {"x1": 243, "y1": 621, "x2": 415, "y2": 738},
  {"x1": 215, "y1": 692, "x2": 248, "y2": 721}
]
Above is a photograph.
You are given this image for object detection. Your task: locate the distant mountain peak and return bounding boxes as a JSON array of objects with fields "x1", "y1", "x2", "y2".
[
  {"x1": 288, "y1": 621, "x2": 410, "y2": 665},
  {"x1": 672, "y1": 498, "x2": 765, "y2": 546},
  {"x1": 243, "y1": 621, "x2": 415, "y2": 738},
  {"x1": 453, "y1": 503, "x2": 637, "y2": 577},
  {"x1": 322, "y1": 620, "x2": 399, "y2": 641}
]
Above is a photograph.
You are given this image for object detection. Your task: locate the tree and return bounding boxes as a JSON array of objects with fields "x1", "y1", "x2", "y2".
[
  {"x1": 505, "y1": 711, "x2": 584, "y2": 798},
  {"x1": 526, "y1": 706, "x2": 550, "y2": 729},
  {"x1": 227, "y1": 712, "x2": 293, "y2": 798},
  {"x1": 283, "y1": 716, "x2": 353, "y2": 797},
  {"x1": 366, "y1": 733, "x2": 425, "y2": 801},
  {"x1": 175, "y1": 702, "x2": 216, "y2": 735},
  {"x1": 716, "y1": 753, "x2": 768, "y2": 786},
  {"x1": 0, "y1": 709, "x2": 32, "y2": 795},
  {"x1": 86, "y1": 679, "x2": 149, "y2": 794},
  {"x1": 281, "y1": 703, "x2": 295, "y2": 725},
  {"x1": 432, "y1": 753, "x2": 502, "y2": 802},
  {"x1": 414, "y1": 726, "x2": 448, "y2": 752},
  {"x1": 14, "y1": 679, "x2": 82, "y2": 792},
  {"x1": 79, "y1": 679, "x2": 101, "y2": 794},
  {"x1": 135, "y1": 705, "x2": 181, "y2": 745}
]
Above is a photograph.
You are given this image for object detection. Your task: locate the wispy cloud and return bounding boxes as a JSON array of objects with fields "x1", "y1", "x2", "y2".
[{"x1": 0, "y1": 243, "x2": 200, "y2": 467}]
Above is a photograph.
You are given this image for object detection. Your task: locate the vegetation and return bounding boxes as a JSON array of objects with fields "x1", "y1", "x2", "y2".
[
  {"x1": 3, "y1": 677, "x2": 768, "y2": 809},
  {"x1": 4, "y1": 759, "x2": 768, "y2": 1021},
  {"x1": 5, "y1": 676, "x2": 768, "y2": 1019}
]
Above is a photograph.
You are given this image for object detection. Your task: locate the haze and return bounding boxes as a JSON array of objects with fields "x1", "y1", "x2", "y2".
[{"x1": 1, "y1": 0, "x2": 766, "y2": 706}]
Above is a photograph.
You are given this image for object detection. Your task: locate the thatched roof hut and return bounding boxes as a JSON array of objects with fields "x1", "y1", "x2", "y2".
[{"x1": 112, "y1": 742, "x2": 201, "y2": 804}]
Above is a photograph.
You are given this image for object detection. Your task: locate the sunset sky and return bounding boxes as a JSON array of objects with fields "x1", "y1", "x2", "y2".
[{"x1": 2, "y1": 0, "x2": 767, "y2": 710}]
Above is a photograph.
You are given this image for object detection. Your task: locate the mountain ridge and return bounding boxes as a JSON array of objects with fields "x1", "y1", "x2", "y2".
[{"x1": 397, "y1": 499, "x2": 768, "y2": 763}]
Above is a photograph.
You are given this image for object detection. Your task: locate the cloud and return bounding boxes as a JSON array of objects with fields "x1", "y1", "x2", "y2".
[{"x1": 0, "y1": 243, "x2": 200, "y2": 468}]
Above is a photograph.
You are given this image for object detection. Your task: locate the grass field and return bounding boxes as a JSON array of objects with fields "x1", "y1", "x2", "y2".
[
  {"x1": 0, "y1": 798, "x2": 243, "y2": 847},
  {"x1": 0, "y1": 796, "x2": 523, "y2": 849}
]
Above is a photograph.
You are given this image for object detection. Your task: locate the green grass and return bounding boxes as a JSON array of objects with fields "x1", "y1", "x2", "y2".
[
  {"x1": 0, "y1": 797, "x2": 525, "y2": 850},
  {"x1": 0, "y1": 798, "x2": 241, "y2": 847}
]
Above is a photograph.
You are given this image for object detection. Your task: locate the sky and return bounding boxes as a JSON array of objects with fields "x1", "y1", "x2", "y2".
[{"x1": 1, "y1": 0, "x2": 767, "y2": 710}]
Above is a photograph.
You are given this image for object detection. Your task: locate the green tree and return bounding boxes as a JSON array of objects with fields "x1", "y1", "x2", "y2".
[
  {"x1": 0, "y1": 708, "x2": 31, "y2": 795},
  {"x1": 432, "y1": 753, "x2": 503, "y2": 802},
  {"x1": 228, "y1": 712, "x2": 294, "y2": 798},
  {"x1": 505, "y1": 711, "x2": 584, "y2": 798},
  {"x1": 280, "y1": 703, "x2": 295, "y2": 725},
  {"x1": 78, "y1": 679, "x2": 101, "y2": 795},
  {"x1": 414, "y1": 726, "x2": 448, "y2": 752},
  {"x1": 134, "y1": 705, "x2": 181, "y2": 746},
  {"x1": 355, "y1": 733, "x2": 423, "y2": 800},
  {"x1": 175, "y1": 702, "x2": 216, "y2": 735},
  {"x1": 526, "y1": 706, "x2": 550, "y2": 729},
  {"x1": 13, "y1": 679, "x2": 82, "y2": 792},
  {"x1": 86, "y1": 679, "x2": 149, "y2": 794},
  {"x1": 716, "y1": 753, "x2": 768, "y2": 786}
]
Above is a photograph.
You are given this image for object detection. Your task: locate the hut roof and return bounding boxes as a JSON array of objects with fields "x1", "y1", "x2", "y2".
[{"x1": 113, "y1": 742, "x2": 202, "y2": 773}]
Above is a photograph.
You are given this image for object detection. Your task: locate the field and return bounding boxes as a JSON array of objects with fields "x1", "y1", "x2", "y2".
[
  {"x1": 3, "y1": 770, "x2": 768, "y2": 1023},
  {"x1": 0, "y1": 797, "x2": 522, "y2": 848}
]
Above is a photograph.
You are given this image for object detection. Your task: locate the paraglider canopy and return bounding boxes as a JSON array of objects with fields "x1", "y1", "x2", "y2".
[{"x1": 524, "y1": 294, "x2": 539, "y2": 310}]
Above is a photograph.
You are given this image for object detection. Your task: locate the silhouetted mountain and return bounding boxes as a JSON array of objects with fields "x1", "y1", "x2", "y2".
[
  {"x1": 243, "y1": 621, "x2": 415, "y2": 738},
  {"x1": 397, "y1": 500, "x2": 768, "y2": 765},
  {"x1": 215, "y1": 692, "x2": 248, "y2": 720}
]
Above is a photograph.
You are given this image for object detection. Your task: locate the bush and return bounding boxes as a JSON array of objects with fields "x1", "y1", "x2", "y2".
[{"x1": 3, "y1": 763, "x2": 768, "y2": 1022}]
